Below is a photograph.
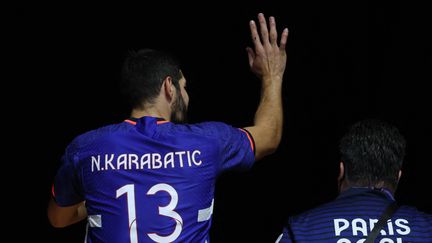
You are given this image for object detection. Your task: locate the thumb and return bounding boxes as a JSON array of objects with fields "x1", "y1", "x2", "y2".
[{"x1": 246, "y1": 47, "x2": 255, "y2": 68}]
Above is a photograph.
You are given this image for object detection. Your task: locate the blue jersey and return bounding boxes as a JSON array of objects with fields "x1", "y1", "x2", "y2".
[
  {"x1": 276, "y1": 188, "x2": 432, "y2": 243},
  {"x1": 53, "y1": 116, "x2": 255, "y2": 243}
]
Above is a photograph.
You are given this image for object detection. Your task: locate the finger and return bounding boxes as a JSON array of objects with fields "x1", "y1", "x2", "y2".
[
  {"x1": 249, "y1": 20, "x2": 263, "y2": 50},
  {"x1": 258, "y1": 13, "x2": 270, "y2": 45},
  {"x1": 279, "y1": 28, "x2": 289, "y2": 50},
  {"x1": 269, "y1": 16, "x2": 277, "y2": 45},
  {"x1": 246, "y1": 47, "x2": 255, "y2": 68}
]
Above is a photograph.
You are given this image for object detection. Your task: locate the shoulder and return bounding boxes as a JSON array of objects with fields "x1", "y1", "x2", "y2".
[
  {"x1": 392, "y1": 205, "x2": 432, "y2": 236},
  {"x1": 66, "y1": 122, "x2": 128, "y2": 153},
  {"x1": 169, "y1": 121, "x2": 238, "y2": 138},
  {"x1": 397, "y1": 204, "x2": 432, "y2": 221},
  {"x1": 289, "y1": 200, "x2": 337, "y2": 224}
]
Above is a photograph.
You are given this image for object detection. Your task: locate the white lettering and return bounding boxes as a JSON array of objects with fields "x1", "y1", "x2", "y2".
[
  {"x1": 164, "y1": 152, "x2": 174, "y2": 168},
  {"x1": 117, "y1": 154, "x2": 127, "y2": 170},
  {"x1": 336, "y1": 239, "x2": 351, "y2": 243},
  {"x1": 387, "y1": 219, "x2": 394, "y2": 235},
  {"x1": 187, "y1": 151, "x2": 192, "y2": 167},
  {"x1": 152, "y1": 154, "x2": 162, "y2": 169},
  {"x1": 176, "y1": 151, "x2": 185, "y2": 167},
  {"x1": 192, "y1": 150, "x2": 202, "y2": 165},
  {"x1": 140, "y1": 154, "x2": 151, "y2": 169},
  {"x1": 369, "y1": 219, "x2": 387, "y2": 236},
  {"x1": 379, "y1": 239, "x2": 394, "y2": 243},
  {"x1": 395, "y1": 219, "x2": 410, "y2": 235},
  {"x1": 352, "y1": 218, "x2": 367, "y2": 236},
  {"x1": 334, "y1": 218, "x2": 350, "y2": 236},
  {"x1": 90, "y1": 150, "x2": 203, "y2": 172},
  {"x1": 129, "y1": 154, "x2": 139, "y2": 170},
  {"x1": 105, "y1": 154, "x2": 115, "y2": 170},
  {"x1": 91, "y1": 155, "x2": 100, "y2": 172}
]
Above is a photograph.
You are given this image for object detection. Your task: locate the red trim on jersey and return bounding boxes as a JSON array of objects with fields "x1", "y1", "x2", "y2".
[
  {"x1": 124, "y1": 119, "x2": 137, "y2": 125},
  {"x1": 51, "y1": 184, "x2": 55, "y2": 197},
  {"x1": 239, "y1": 128, "x2": 255, "y2": 153},
  {"x1": 156, "y1": 120, "x2": 169, "y2": 125}
]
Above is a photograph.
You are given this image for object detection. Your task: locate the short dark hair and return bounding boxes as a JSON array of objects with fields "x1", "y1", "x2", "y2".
[
  {"x1": 339, "y1": 119, "x2": 406, "y2": 189},
  {"x1": 121, "y1": 49, "x2": 182, "y2": 108}
]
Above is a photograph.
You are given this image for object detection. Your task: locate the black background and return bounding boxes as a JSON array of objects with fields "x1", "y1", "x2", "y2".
[{"x1": 9, "y1": 1, "x2": 431, "y2": 242}]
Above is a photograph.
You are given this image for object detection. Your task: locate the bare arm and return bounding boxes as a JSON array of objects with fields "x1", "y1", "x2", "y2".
[
  {"x1": 244, "y1": 13, "x2": 289, "y2": 161},
  {"x1": 47, "y1": 197, "x2": 87, "y2": 228}
]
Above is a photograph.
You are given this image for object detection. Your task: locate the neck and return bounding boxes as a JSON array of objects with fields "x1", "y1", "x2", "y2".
[{"x1": 130, "y1": 105, "x2": 170, "y2": 121}]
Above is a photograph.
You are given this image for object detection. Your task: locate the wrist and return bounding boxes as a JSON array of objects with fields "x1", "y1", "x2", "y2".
[{"x1": 262, "y1": 75, "x2": 283, "y2": 84}]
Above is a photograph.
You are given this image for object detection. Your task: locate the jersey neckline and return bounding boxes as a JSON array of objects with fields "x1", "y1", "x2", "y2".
[{"x1": 124, "y1": 116, "x2": 169, "y2": 125}]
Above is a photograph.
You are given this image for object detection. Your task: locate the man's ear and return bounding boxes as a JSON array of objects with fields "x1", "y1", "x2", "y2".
[
  {"x1": 337, "y1": 161, "x2": 345, "y2": 193},
  {"x1": 338, "y1": 162, "x2": 345, "y2": 181},
  {"x1": 163, "y1": 76, "x2": 175, "y2": 102}
]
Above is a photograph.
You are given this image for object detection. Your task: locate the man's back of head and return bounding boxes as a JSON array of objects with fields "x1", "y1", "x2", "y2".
[
  {"x1": 339, "y1": 119, "x2": 406, "y2": 192},
  {"x1": 121, "y1": 49, "x2": 183, "y2": 109}
]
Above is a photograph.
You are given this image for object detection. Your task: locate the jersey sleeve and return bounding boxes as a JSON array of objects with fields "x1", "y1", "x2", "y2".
[
  {"x1": 202, "y1": 122, "x2": 255, "y2": 172},
  {"x1": 52, "y1": 142, "x2": 84, "y2": 206}
]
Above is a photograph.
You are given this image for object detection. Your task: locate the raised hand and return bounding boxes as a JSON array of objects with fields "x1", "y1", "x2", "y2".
[{"x1": 246, "y1": 13, "x2": 288, "y2": 83}]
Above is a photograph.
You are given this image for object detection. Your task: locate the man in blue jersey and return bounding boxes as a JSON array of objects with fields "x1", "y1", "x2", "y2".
[
  {"x1": 48, "y1": 13, "x2": 289, "y2": 242},
  {"x1": 276, "y1": 119, "x2": 432, "y2": 243}
]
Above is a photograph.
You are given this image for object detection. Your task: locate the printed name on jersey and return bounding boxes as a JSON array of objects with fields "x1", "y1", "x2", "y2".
[{"x1": 91, "y1": 150, "x2": 202, "y2": 172}]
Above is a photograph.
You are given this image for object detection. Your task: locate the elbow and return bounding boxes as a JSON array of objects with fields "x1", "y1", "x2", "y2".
[
  {"x1": 262, "y1": 138, "x2": 281, "y2": 157},
  {"x1": 48, "y1": 213, "x2": 69, "y2": 228},
  {"x1": 255, "y1": 143, "x2": 278, "y2": 161},
  {"x1": 47, "y1": 199, "x2": 73, "y2": 228},
  {"x1": 47, "y1": 199, "x2": 87, "y2": 228},
  {"x1": 268, "y1": 132, "x2": 282, "y2": 154},
  {"x1": 265, "y1": 142, "x2": 279, "y2": 155},
  {"x1": 269, "y1": 144, "x2": 279, "y2": 154}
]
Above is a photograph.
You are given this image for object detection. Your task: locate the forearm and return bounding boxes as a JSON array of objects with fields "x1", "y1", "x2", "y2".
[
  {"x1": 245, "y1": 79, "x2": 283, "y2": 160},
  {"x1": 48, "y1": 198, "x2": 87, "y2": 228},
  {"x1": 255, "y1": 79, "x2": 283, "y2": 131}
]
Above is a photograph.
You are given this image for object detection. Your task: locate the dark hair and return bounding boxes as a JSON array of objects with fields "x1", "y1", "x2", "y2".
[
  {"x1": 339, "y1": 119, "x2": 406, "y2": 189},
  {"x1": 121, "y1": 49, "x2": 182, "y2": 108}
]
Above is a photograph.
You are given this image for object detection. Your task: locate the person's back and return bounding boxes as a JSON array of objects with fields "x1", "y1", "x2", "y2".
[
  {"x1": 55, "y1": 117, "x2": 255, "y2": 242},
  {"x1": 277, "y1": 119, "x2": 432, "y2": 243},
  {"x1": 279, "y1": 188, "x2": 432, "y2": 242}
]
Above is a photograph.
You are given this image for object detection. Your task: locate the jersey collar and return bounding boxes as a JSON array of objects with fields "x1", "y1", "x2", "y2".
[
  {"x1": 338, "y1": 187, "x2": 396, "y2": 202},
  {"x1": 125, "y1": 116, "x2": 168, "y2": 125}
]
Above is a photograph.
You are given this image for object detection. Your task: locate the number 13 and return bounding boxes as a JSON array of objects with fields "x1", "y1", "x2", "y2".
[{"x1": 116, "y1": 183, "x2": 183, "y2": 243}]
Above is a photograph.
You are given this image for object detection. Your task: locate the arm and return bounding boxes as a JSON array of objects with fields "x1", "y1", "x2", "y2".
[
  {"x1": 244, "y1": 13, "x2": 289, "y2": 161},
  {"x1": 47, "y1": 197, "x2": 87, "y2": 228}
]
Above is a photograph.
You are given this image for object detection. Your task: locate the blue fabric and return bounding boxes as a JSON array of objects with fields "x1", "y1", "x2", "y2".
[
  {"x1": 277, "y1": 188, "x2": 432, "y2": 243},
  {"x1": 54, "y1": 116, "x2": 255, "y2": 243}
]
